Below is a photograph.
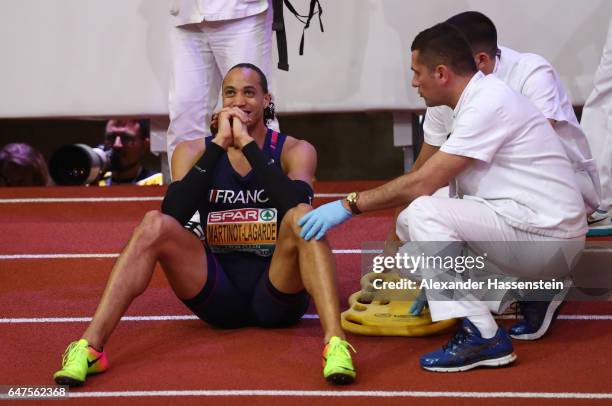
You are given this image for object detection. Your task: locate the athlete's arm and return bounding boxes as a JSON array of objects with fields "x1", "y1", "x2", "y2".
[
  {"x1": 162, "y1": 111, "x2": 234, "y2": 225},
  {"x1": 171, "y1": 139, "x2": 205, "y2": 181},
  {"x1": 241, "y1": 137, "x2": 315, "y2": 215},
  {"x1": 280, "y1": 137, "x2": 317, "y2": 187}
]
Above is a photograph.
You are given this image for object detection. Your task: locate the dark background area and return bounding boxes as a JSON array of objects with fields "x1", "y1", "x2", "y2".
[
  {"x1": 0, "y1": 106, "x2": 585, "y2": 183},
  {"x1": 0, "y1": 112, "x2": 406, "y2": 182}
]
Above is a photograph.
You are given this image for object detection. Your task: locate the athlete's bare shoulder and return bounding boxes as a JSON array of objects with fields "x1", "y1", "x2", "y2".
[{"x1": 279, "y1": 134, "x2": 317, "y2": 184}]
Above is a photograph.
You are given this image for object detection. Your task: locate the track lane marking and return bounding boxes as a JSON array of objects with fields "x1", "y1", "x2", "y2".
[
  {"x1": 63, "y1": 389, "x2": 612, "y2": 399},
  {"x1": 1, "y1": 314, "x2": 610, "y2": 324},
  {"x1": 0, "y1": 250, "x2": 381, "y2": 260},
  {"x1": 0, "y1": 194, "x2": 347, "y2": 204},
  {"x1": 3, "y1": 248, "x2": 611, "y2": 260}
]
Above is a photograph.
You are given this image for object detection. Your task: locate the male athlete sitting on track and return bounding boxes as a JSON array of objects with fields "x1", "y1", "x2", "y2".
[
  {"x1": 53, "y1": 63, "x2": 356, "y2": 386},
  {"x1": 298, "y1": 23, "x2": 587, "y2": 372}
]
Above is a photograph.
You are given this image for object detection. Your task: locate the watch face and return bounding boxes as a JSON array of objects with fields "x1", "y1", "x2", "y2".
[{"x1": 347, "y1": 192, "x2": 357, "y2": 202}]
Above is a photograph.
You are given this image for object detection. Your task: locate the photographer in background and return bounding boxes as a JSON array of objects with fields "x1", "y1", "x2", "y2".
[
  {"x1": 0, "y1": 142, "x2": 51, "y2": 186},
  {"x1": 99, "y1": 119, "x2": 162, "y2": 186}
]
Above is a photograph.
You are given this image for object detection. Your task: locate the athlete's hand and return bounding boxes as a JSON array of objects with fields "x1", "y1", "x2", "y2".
[
  {"x1": 212, "y1": 109, "x2": 234, "y2": 149},
  {"x1": 232, "y1": 117, "x2": 253, "y2": 149},
  {"x1": 210, "y1": 112, "x2": 219, "y2": 136},
  {"x1": 221, "y1": 107, "x2": 253, "y2": 149},
  {"x1": 298, "y1": 200, "x2": 352, "y2": 240},
  {"x1": 409, "y1": 288, "x2": 428, "y2": 316}
]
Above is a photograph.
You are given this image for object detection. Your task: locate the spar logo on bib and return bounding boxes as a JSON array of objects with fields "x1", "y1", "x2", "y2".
[
  {"x1": 206, "y1": 208, "x2": 278, "y2": 257},
  {"x1": 260, "y1": 209, "x2": 276, "y2": 222}
]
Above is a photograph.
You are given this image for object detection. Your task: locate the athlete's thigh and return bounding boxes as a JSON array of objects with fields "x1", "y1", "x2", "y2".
[
  {"x1": 250, "y1": 268, "x2": 309, "y2": 328},
  {"x1": 154, "y1": 212, "x2": 209, "y2": 300},
  {"x1": 183, "y1": 251, "x2": 253, "y2": 328}
]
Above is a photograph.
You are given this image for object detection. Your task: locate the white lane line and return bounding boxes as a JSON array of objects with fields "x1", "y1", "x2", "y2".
[
  {"x1": 3, "y1": 248, "x2": 610, "y2": 260},
  {"x1": 0, "y1": 253, "x2": 121, "y2": 260},
  {"x1": 0, "y1": 315, "x2": 320, "y2": 323},
  {"x1": 64, "y1": 389, "x2": 612, "y2": 399},
  {"x1": 0, "y1": 250, "x2": 382, "y2": 260},
  {"x1": 495, "y1": 315, "x2": 612, "y2": 320},
  {"x1": 0, "y1": 197, "x2": 163, "y2": 203},
  {"x1": 2, "y1": 314, "x2": 610, "y2": 324},
  {"x1": 313, "y1": 193, "x2": 346, "y2": 198},
  {"x1": 0, "y1": 193, "x2": 346, "y2": 204}
]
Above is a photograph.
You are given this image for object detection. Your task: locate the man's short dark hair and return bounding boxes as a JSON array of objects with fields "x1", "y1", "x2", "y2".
[
  {"x1": 411, "y1": 23, "x2": 478, "y2": 75},
  {"x1": 136, "y1": 119, "x2": 150, "y2": 139},
  {"x1": 446, "y1": 11, "x2": 498, "y2": 59}
]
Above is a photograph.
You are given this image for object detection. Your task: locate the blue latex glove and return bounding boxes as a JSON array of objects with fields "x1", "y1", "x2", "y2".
[
  {"x1": 409, "y1": 288, "x2": 428, "y2": 316},
  {"x1": 298, "y1": 200, "x2": 352, "y2": 240}
]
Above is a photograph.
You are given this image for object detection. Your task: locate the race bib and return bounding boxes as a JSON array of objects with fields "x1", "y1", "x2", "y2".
[{"x1": 206, "y1": 208, "x2": 277, "y2": 257}]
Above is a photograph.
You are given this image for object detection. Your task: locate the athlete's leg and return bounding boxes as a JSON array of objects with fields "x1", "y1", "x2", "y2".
[
  {"x1": 267, "y1": 204, "x2": 344, "y2": 343},
  {"x1": 82, "y1": 210, "x2": 207, "y2": 350}
]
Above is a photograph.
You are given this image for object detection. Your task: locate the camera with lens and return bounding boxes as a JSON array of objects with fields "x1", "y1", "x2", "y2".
[{"x1": 49, "y1": 144, "x2": 114, "y2": 186}]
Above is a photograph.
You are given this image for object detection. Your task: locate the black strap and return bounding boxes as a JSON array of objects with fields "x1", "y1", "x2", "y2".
[
  {"x1": 272, "y1": 0, "x2": 324, "y2": 71},
  {"x1": 272, "y1": 0, "x2": 289, "y2": 71}
]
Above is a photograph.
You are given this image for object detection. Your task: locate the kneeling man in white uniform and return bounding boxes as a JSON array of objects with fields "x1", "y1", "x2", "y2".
[{"x1": 297, "y1": 22, "x2": 587, "y2": 372}]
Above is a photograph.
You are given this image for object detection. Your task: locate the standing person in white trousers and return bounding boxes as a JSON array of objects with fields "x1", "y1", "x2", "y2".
[
  {"x1": 581, "y1": 20, "x2": 612, "y2": 236},
  {"x1": 297, "y1": 22, "x2": 586, "y2": 372}
]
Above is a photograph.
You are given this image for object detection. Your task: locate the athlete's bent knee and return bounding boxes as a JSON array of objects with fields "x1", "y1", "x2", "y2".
[
  {"x1": 282, "y1": 203, "x2": 313, "y2": 234},
  {"x1": 136, "y1": 210, "x2": 181, "y2": 241}
]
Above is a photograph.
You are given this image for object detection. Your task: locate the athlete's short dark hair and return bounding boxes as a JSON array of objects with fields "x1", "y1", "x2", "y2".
[
  {"x1": 446, "y1": 11, "x2": 498, "y2": 59},
  {"x1": 411, "y1": 23, "x2": 478, "y2": 75}
]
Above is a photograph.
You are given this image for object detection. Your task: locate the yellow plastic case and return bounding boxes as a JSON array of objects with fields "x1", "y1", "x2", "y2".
[{"x1": 341, "y1": 291, "x2": 457, "y2": 336}]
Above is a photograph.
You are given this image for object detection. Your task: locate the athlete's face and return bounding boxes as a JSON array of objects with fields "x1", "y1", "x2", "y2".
[
  {"x1": 222, "y1": 68, "x2": 271, "y2": 129},
  {"x1": 411, "y1": 50, "x2": 445, "y2": 107}
]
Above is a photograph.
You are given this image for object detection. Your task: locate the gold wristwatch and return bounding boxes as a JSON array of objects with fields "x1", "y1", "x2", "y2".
[{"x1": 345, "y1": 192, "x2": 361, "y2": 215}]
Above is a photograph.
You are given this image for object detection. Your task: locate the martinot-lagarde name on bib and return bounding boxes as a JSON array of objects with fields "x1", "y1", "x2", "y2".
[{"x1": 206, "y1": 207, "x2": 277, "y2": 257}]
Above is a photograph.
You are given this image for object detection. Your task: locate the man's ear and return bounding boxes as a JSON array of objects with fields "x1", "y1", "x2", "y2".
[
  {"x1": 435, "y1": 65, "x2": 449, "y2": 81},
  {"x1": 474, "y1": 52, "x2": 491, "y2": 71},
  {"x1": 263, "y1": 93, "x2": 272, "y2": 109}
]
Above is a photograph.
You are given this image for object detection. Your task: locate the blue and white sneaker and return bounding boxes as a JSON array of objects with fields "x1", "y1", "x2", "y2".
[
  {"x1": 587, "y1": 209, "x2": 612, "y2": 237},
  {"x1": 420, "y1": 319, "x2": 516, "y2": 372},
  {"x1": 509, "y1": 299, "x2": 563, "y2": 340}
]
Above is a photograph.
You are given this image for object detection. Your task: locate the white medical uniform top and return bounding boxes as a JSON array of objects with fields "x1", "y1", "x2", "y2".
[
  {"x1": 170, "y1": 0, "x2": 268, "y2": 26},
  {"x1": 424, "y1": 46, "x2": 601, "y2": 214},
  {"x1": 440, "y1": 72, "x2": 587, "y2": 238}
]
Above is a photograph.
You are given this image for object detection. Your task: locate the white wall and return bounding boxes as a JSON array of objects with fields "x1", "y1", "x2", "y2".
[{"x1": 1, "y1": 0, "x2": 610, "y2": 118}]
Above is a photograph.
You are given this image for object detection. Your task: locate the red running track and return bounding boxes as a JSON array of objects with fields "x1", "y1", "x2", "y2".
[{"x1": 1, "y1": 184, "x2": 611, "y2": 404}]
